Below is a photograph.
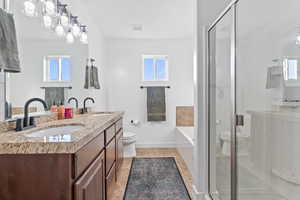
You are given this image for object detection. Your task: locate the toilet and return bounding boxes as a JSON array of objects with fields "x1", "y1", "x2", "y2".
[
  {"x1": 220, "y1": 130, "x2": 249, "y2": 156},
  {"x1": 122, "y1": 131, "x2": 137, "y2": 158}
]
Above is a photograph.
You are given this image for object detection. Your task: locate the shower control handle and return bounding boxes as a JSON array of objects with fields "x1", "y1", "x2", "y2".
[{"x1": 236, "y1": 115, "x2": 244, "y2": 126}]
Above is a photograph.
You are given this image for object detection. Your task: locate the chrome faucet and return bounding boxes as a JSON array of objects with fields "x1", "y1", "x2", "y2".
[
  {"x1": 16, "y1": 98, "x2": 48, "y2": 131},
  {"x1": 68, "y1": 97, "x2": 79, "y2": 108},
  {"x1": 82, "y1": 97, "x2": 95, "y2": 113}
]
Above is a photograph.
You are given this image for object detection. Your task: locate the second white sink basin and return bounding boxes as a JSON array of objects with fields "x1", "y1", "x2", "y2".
[
  {"x1": 91, "y1": 112, "x2": 113, "y2": 117},
  {"x1": 25, "y1": 125, "x2": 84, "y2": 138}
]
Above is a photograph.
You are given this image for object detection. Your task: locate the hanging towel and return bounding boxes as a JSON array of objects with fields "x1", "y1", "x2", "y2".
[
  {"x1": 266, "y1": 66, "x2": 282, "y2": 89},
  {"x1": 84, "y1": 65, "x2": 89, "y2": 89},
  {"x1": 90, "y1": 65, "x2": 101, "y2": 89},
  {"x1": 0, "y1": 9, "x2": 20, "y2": 73},
  {"x1": 147, "y1": 87, "x2": 166, "y2": 121},
  {"x1": 44, "y1": 87, "x2": 65, "y2": 108}
]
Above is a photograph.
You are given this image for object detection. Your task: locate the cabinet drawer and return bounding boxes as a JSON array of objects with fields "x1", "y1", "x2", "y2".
[
  {"x1": 105, "y1": 124, "x2": 115, "y2": 144},
  {"x1": 105, "y1": 138, "x2": 116, "y2": 175},
  {"x1": 74, "y1": 133, "x2": 105, "y2": 178},
  {"x1": 115, "y1": 118, "x2": 123, "y2": 133},
  {"x1": 106, "y1": 162, "x2": 116, "y2": 200}
]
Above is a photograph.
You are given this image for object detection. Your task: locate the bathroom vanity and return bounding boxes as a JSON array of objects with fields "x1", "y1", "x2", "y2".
[{"x1": 0, "y1": 112, "x2": 124, "y2": 200}]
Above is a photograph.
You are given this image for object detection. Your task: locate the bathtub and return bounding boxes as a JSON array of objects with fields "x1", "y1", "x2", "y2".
[{"x1": 176, "y1": 126, "x2": 195, "y2": 176}]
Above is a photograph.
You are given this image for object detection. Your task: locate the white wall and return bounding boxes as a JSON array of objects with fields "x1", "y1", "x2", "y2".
[{"x1": 106, "y1": 38, "x2": 194, "y2": 147}]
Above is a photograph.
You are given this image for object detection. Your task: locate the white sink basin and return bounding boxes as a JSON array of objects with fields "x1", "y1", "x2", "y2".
[
  {"x1": 25, "y1": 125, "x2": 84, "y2": 138},
  {"x1": 91, "y1": 112, "x2": 113, "y2": 117}
]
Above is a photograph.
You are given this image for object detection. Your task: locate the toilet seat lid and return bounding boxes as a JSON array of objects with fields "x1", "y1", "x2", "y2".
[{"x1": 123, "y1": 132, "x2": 136, "y2": 139}]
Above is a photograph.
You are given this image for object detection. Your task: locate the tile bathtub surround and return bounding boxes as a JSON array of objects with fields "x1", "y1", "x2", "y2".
[
  {"x1": 111, "y1": 148, "x2": 194, "y2": 200},
  {"x1": 0, "y1": 112, "x2": 124, "y2": 154},
  {"x1": 176, "y1": 106, "x2": 194, "y2": 126},
  {"x1": 12, "y1": 107, "x2": 37, "y2": 115}
]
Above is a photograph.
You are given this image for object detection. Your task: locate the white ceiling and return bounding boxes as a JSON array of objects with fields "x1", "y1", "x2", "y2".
[{"x1": 83, "y1": 0, "x2": 195, "y2": 39}]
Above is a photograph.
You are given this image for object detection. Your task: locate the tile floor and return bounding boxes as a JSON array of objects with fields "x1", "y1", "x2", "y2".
[{"x1": 111, "y1": 148, "x2": 193, "y2": 200}]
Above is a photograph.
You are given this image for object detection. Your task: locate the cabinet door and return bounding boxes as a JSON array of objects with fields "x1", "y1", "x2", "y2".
[
  {"x1": 106, "y1": 163, "x2": 116, "y2": 200},
  {"x1": 116, "y1": 130, "x2": 124, "y2": 173},
  {"x1": 75, "y1": 151, "x2": 105, "y2": 200},
  {"x1": 106, "y1": 138, "x2": 116, "y2": 175}
]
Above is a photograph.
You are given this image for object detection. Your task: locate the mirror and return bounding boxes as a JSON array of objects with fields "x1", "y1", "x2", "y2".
[{"x1": 4, "y1": 0, "x2": 90, "y2": 120}]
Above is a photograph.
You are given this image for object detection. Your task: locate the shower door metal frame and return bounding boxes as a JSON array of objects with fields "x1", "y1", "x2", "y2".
[{"x1": 207, "y1": 0, "x2": 239, "y2": 200}]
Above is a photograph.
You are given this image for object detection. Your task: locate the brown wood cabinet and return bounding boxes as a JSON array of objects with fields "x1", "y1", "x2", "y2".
[
  {"x1": 75, "y1": 151, "x2": 105, "y2": 200},
  {"x1": 0, "y1": 117, "x2": 124, "y2": 200}
]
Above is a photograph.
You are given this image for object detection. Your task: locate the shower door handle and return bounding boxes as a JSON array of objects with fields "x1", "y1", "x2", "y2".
[{"x1": 236, "y1": 115, "x2": 244, "y2": 126}]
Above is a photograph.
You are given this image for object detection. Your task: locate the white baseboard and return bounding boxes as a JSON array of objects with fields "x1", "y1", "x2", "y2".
[
  {"x1": 136, "y1": 142, "x2": 176, "y2": 148},
  {"x1": 191, "y1": 185, "x2": 208, "y2": 200},
  {"x1": 204, "y1": 194, "x2": 213, "y2": 200}
]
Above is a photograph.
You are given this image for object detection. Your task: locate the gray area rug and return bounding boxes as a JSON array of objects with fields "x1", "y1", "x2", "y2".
[{"x1": 123, "y1": 157, "x2": 191, "y2": 200}]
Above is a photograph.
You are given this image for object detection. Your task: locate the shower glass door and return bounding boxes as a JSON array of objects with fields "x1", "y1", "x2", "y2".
[
  {"x1": 208, "y1": 7, "x2": 234, "y2": 200},
  {"x1": 236, "y1": 0, "x2": 300, "y2": 199}
]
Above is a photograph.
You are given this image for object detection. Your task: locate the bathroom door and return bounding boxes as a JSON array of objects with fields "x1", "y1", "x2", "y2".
[{"x1": 208, "y1": 6, "x2": 235, "y2": 200}]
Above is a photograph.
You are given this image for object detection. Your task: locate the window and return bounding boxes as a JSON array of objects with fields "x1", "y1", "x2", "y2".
[
  {"x1": 143, "y1": 55, "x2": 168, "y2": 81},
  {"x1": 283, "y1": 58, "x2": 298, "y2": 80},
  {"x1": 44, "y1": 56, "x2": 71, "y2": 82}
]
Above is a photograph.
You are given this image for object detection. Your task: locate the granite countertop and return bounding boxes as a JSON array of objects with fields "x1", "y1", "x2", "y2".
[{"x1": 0, "y1": 112, "x2": 124, "y2": 155}]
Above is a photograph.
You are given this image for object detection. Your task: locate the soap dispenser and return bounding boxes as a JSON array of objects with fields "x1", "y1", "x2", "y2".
[{"x1": 58, "y1": 101, "x2": 65, "y2": 120}]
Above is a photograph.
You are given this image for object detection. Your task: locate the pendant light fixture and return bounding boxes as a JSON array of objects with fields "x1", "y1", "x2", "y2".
[
  {"x1": 55, "y1": 20, "x2": 65, "y2": 37},
  {"x1": 43, "y1": 14, "x2": 52, "y2": 28},
  {"x1": 80, "y1": 25, "x2": 88, "y2": 44},
  {"x1": 45, "y1": 0, "x2": 55, "y2": 15},
  {"x1": 71, "y1": 16, "x2": 81, "y2": 37},
  {"x1": 24, "y1": 0, "x2": 36, "y2": 17},
  {"x1": 42, "y1": 3, "x2": 52, "y2": 29},
  {"x1": 66, "y1": 29, "x2": 74, "y2": 44},
  {"x1": 22, "y1": 0, "x2": 88, "y2": 44},
  {"x1": 59, "y1": 4, "x2": 69, "y2": 27}
]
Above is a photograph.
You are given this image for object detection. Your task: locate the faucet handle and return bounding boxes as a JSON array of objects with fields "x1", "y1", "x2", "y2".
[
  {"x1": 16, "y1": 119, "x2": 24, "y2": 131},
  {"x1": 29, "y1": 117, "x2": 36, "y2": 127}
]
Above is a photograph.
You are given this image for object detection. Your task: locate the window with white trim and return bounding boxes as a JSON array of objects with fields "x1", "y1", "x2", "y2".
[
  {"x1": 283, "y1": 58, "x2": 298, "y2": 80},
  {"x1": 43, "y1": 56, "x2": 71, "y2": 82},
  {"x1": 143, "y1": 55, "x2": 168, "y2": 81}
]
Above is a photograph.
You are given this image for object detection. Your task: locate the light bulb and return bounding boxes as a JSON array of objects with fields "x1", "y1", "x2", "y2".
[
  {"x1": 80, "y1": 32, "x2": 88, "y2": 44},
  {"x1": 72, "y1": 24, "x2": 81, "y2": 37},
  {"x1": 55, "y1": 24, "x2": 65, "y2": 37},
  {"x1": 43, "y1": 15, "x2": 52, "y2": 28},
  {"x1": 66, "y1": 31, "x2": 74, "y2": 44},
  {"x1": 45, "y1": 1, "x2": 55, "y2": 15},
  {"x1": 24, "y1": 0, "x2": 36, "y2": 17},
  {"x1": 61, "y1": 14, "x2": 69, "y2": 27}
]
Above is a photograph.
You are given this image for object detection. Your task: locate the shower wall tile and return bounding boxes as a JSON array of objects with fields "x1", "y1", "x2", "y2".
[{"x1": 176, "y1": 106, "x2": 194, "y2": 127}]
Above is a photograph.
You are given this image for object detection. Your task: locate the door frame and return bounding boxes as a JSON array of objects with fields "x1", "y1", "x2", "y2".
[{"x1": 207, "y1": 0, "x2": 239, "y2": 199}]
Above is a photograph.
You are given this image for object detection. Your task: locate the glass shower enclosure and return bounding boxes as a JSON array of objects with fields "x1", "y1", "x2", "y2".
[{"x1": 208, "y1": 0, "x2": 300, "y2": 199}]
